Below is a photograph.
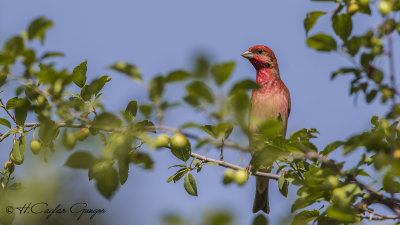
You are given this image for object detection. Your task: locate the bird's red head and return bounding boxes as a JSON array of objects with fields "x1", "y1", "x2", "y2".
[{"x1": 241, "y1": 45, "x2": 278, "y2": 72}]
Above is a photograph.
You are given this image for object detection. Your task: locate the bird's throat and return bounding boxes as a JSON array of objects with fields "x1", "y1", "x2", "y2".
[{"x1": 256, "y1": 68, "x2": 280, "y2": 86}]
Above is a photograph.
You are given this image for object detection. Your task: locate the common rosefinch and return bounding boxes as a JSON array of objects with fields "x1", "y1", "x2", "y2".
[{"x1": 242, "y1": 45, "x2": 291, "y2": 214}]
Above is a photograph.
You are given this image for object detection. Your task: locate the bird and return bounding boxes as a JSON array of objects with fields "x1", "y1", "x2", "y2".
[{"x1": 241, "y1": 45, "x2": 291, "y2": 214}]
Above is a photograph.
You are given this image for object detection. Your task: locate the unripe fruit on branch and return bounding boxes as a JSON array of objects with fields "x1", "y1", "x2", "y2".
[
  {"x1": 234, "y1": 170, "x2": 249, "y2": 185},
  {"x1": 64, "y1": 133, "x2": 77, "y2": 149},
  {"x1": 4, "y1": 161, "x2": 15, "y2": 173},
  {"x1": 379, "y1": 1, "x2": 391, "y2": 15},
  {"x1": 359, "y1": 0, "x2": 370, "y2": 6},
  {"x1": 394, "y1": 150, "x2": 400, "y2": 159},
  {"x1": 347, "y1": 4, "x2": 359, "y2": 15},
  {"x1": 223, "y1": 169, "x2": 235, "y2": 184},
  {"x1": 170, "y1": 133, "x2": 188, "y2": 148},
  {"x1": 30, "y1": 140, "x2": 41, "y2": 155},
  {"x1": 155, "y1": 134, "x2": 170, "y2": 148},
  {"x1": 76, "y1": 128, "x2": 90, "y2": 141},
  {"x1": 323, "y1": 175, "x2": 339, "y2": 188}
]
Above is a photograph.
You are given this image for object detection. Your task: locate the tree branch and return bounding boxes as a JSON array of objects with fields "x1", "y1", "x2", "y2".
[
  {"x1": 190, "y1": 152, "x2": 279, "y2": 180},
  {"x1": 0, "y1": 98, "x2": 17, "y2": 124}
]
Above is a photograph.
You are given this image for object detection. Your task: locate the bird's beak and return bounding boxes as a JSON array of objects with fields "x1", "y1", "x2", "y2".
[{"x1": 241, "y1": 50, "x2": 254, "y2": 59}]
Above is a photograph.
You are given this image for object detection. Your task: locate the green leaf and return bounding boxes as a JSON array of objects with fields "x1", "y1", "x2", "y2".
[
  {"x1": 81, "y1": 75, "x2": 111, "y2": 101},
  {"x1": 39, "y1": 120, "x2": 60, "y2": 144},
  {"x1": 370, "y1": 69, "x2": 383, "y2": 83},
  {"x1": 149, "y1": 76, "x2": 165, "y2": 103},
  {"x1": 8, "y1": 182, "x2": 24, "y2": 191},
  {"x1": 94, "y1": 112, "x2": 122, "y2": 129},
  {"x1": 162, "y1": 214, "x2": 186, "y2": 225},
  {"x1": 110, "y1": 61, "x2": 142, "y2": 82},
  {"x1": 165, "y1": 70, "x2": 191, "y2": 83},
  {"x1": 27, "y1": 17, "x2": 53, "y2": 43},
  {"x1": 95, "y1": 164, "x2": 119, "y2": 199},
  {"x1": 0, "y1": 72, "x2": 7, "y2": 87},
  {"x1": 291, "y1": 198, "x2": 315, "y2": 213},
  {"x1": 366, "y1": 90, "x2": 377, "y2": 103},
  {"x1": 64, "y1": 151, "x2": 96, "y2": 169},
  {"x1": 6, "y1": 97, "x2": 19, "y2": 109},
  {"x1": 326, "y1": 206, "x2": 357, "y2": 222},
  {"x1": 199, "y1": 123, "x2": 234, "y2": 140},
  {"x1": 139, "y1": 104, "x2": 153, "y2": 118},
  {"x1": 118, "y1": 157, "x2": 129, "y2": 185},
  {"x1": 228, "y1": 80, "x2": 259, "y2": 96},
  {"x1": 344, "y1": 36, "x2": 362, "y2": 56},
  {"x1": 0, "y1": 118, "x2": 11, "y2": 128},
  {"x1": 183, "y1": 95, "x2": 199, "y2": 107},
  {"x1": 304, "y1": 11, "x2": 326, "y2": 35},
  {"x1": 40, "y1": 51, "x2": 65, "y2": 59},
  {"x1": 6, "y1": 97, "x2": 29, "y2": 125},
  {"x1": 10, "y1": 137, "x2": 26, "y2": 165},
  {"x1": 291, "y1": 210, "x2": 319, "y2": 225},
  {"x1": 89, "y1": 75, "x2": 111, "y2": 96},
  {"x1": 252, "y1": 214, "x2": 268, "y2": 225},
  {"x1": 129, "y1": 151, "x2": 154, "y2": 169},
  {"x1": 278, "y1": 175, "x2": 289, "y2": 198},
  {"x1": 186, "y1": 81, "x2": 214, "y2": 103},
  {"x1": 331, "y1": 67, "x2": 360, "y2": 80},
  {"x1": 125, "y1": 100, "x2": 138, "y2": 121},
  {"x1": 258, "y1": 118, "x2": 283, "y2": 139},
  {"x1": 211, "y1": 61, "x2": 235, "y2": 86},
  {"x1": 307, "y1": 33, "x2": 337, "y2": 52},
  {"x1": 72, "y1": 60, "x2": 87, "y2": 88},
  {"x1": 184, "y1": 172, "x2": 198, "y2": 196},
  {"x1": 332, "y1": 14, "x2": 352, "y2": 41},
  {"x1": 167, "y1": 168, "x2": 189, "y2": 183},
  {"x1": 321, "y1": 141, "x2": 344, "y2": 155},
  {"x1": 4, "y1": 36, "x2": 24, "y2": 57}
]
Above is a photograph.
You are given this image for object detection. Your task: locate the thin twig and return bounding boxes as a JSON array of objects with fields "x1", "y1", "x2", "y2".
[
  {"x1": 388, "y1": 34, "x2": 397, "y2": 155},
  {"x1": 220, "y1": 138, "x2": 224, "y2": 161},
  {"x1": 190, "y1": 152, "x2": 279, "y2": 180},
  {"x1": 0, "y1": 98, "x2": 17, "y2": 124},
  {"x1": 356, "y1": 205, "x2": 400, "y2": 221}
]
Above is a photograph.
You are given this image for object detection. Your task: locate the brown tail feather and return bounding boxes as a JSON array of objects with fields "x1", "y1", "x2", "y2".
[{"x1": 252, "y1": 176, "x2": 270, "y2": 213}]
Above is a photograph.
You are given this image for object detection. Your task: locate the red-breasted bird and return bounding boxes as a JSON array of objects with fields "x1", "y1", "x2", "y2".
[{"x1": 242, "y1": 45, "x2": 291, "y2": 214}]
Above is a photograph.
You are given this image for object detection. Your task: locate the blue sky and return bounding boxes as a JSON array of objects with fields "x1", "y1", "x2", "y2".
[{"x1": 0, "y1": 0, "x2": 391, "y2": 224}]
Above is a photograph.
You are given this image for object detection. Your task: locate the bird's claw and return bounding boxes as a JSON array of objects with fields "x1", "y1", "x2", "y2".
[{"x1": 245, "y1": 164, "x2": 251, "y2": 173}]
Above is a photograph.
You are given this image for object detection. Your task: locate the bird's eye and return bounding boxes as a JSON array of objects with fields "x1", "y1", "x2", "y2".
[{"x1": 257, "y1": 49, "x2": 263, "y2": 54}]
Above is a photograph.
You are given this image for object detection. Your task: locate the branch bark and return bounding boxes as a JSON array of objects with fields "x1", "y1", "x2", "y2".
[{"x1": 190, "y1": 152, "x2": 279, "y2": 180}]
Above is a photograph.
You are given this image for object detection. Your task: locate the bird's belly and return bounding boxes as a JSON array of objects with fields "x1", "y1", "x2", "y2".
[{"x1": 249, "y1": 89, "x2": 289, "y2": 132}]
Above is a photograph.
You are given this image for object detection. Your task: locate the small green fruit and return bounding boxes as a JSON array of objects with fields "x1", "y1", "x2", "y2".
[
  {"x1": 347, "y1": 4, "x2": 359, "y2": 15},
  {"x1": 30, "y1": 140, "x2": 41, "y2": 155},
  {"x1": 359, "y1": 0, "x2": 370, "y2": 6},
  {"x1": 155, "y1": 134, "x2": 170, "y2": 148},
  {"x1": 223, "y1": 169, "x2": 235, "y2": 184},
  {"x1": 234, "y1": 170, "x2": 249, "y2": 185},
  {"x1": 64, "y1": 133, "x2": 77, "y2": 149},
  {"x1": 379, "y1": 1, "x2": 391, "y2": 15},
  {"x1": 170, "y1": 133, "x2": 188, "y2": 148},
  {"x1": 76, "y1": 128, "x2": 90, "y2": 141},
  {"x1": 394, "y1": 149, "x2": 400, "y2": 159},
  {"x1": 4, "y1": 161, "x2": 15, "y2": 173},
  {"x1": 324, "y1": 175, "x2": 339, "y2": 188}
]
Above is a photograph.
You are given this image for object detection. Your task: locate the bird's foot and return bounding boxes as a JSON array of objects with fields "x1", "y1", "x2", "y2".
[{"x1": 245, "y1": 164, "x2": 251, "y2": 173}]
